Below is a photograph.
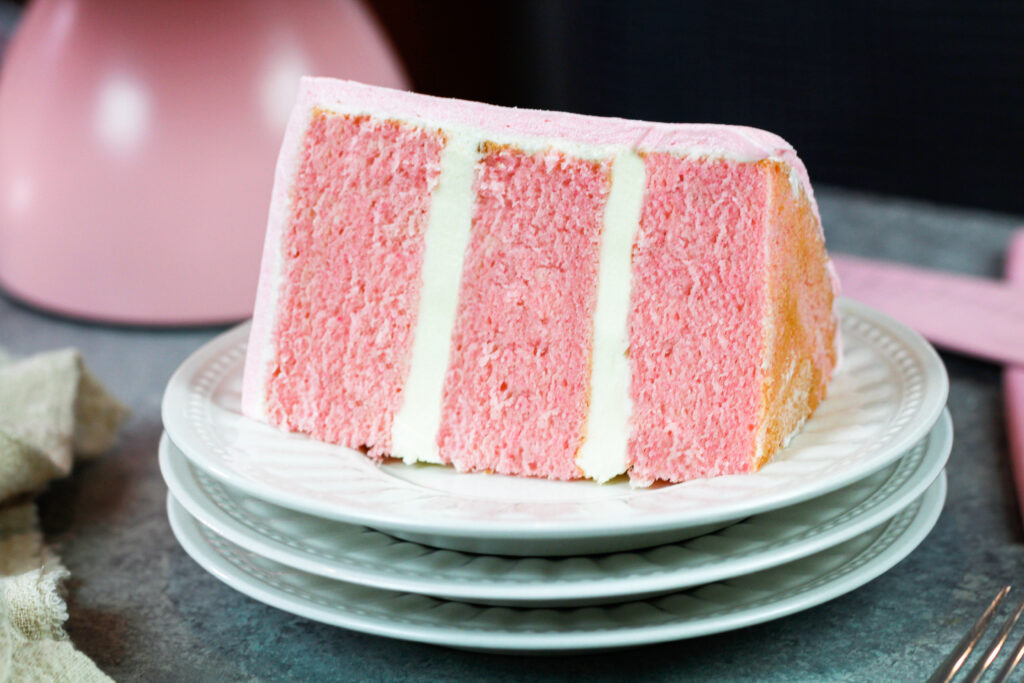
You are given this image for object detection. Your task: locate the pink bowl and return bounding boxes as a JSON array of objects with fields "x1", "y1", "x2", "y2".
[{"x1": 0, "y1": 0, "x2": 407, "y2": 324}]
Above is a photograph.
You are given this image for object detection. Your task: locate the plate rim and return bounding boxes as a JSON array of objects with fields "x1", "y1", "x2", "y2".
[
  {"x1": 162, "y1": 297, "x2": 949, "y2": 539},
  {"x1": 166, "y1": 473, "x2": 946, "y2": 652},
  {"x1": 160, "y1": 410, "x2": 952, "y2": 604}
]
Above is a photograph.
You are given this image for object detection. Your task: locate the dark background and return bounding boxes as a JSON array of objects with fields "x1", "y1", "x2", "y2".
[
  {"x1": 2, "y1": 0, "x2": 1020, "y2": 214},
  {"x1": 370, "y1": 0, "x2": 1024, "y2": 214}
]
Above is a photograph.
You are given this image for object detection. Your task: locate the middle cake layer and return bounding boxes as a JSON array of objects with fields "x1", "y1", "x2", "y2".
[{"x1": 437, "y1": 144, "x2": 611, "y2": 480}]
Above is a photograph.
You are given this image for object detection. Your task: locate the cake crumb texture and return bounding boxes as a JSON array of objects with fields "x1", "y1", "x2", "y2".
[
  {"x1": 628, "y1": 155, "x2": 767, "y2": 483},
  {"x1": 437, "y1": 146, "x2": 611, "y2": 479},
  {"x1": 757, "y1": 161, "x2": 837, "y2": 468},
  {"x1": 263, "y1": 111, "x2": 445, "y2": 456}
]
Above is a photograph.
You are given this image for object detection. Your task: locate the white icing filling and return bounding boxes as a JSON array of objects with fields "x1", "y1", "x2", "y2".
[
  {"x1": 391, "y1": 127, "x2": 479, "y2": 464},
  {"x1": 575, "y1": 151, "x2": 646, "y2": 482}
]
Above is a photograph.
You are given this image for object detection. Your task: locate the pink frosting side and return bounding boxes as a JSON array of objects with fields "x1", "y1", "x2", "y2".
[
  {"x1": 240, "y1": 172, "x2": 287, "y2": 418},
  {"x1": 241, "y1": 80, "x2": 323, "y2": 418}
]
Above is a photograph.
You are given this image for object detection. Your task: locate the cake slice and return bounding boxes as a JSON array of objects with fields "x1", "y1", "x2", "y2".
[{"x1": 242, "y1": 78, "x2": 838, "y2": 485}]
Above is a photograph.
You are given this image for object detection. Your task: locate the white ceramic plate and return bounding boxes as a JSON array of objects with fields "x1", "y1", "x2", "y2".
[
  {"x1": 167, "y1": 473, "x2": 946, "y2": 653},
  {"x1": 159, "y1": 410, "x2": 951, "y2": 606},
  {"x1": 162, "y1": 298, "x2": 948, "y2": 555}
]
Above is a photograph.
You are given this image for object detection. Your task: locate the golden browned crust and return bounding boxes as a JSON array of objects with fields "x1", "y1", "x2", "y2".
[
  {"x1": 477, "y1": 141, "x2": 608, "y2": 176},
  {"x1": 310, "y1": 109, "x2": 447, "y2": 143},
  {"x1": 754, "y1": 160, "x2": 838, "y2": 470},
  {"x1": 477, "y1": 140, "x2": 513, "y2": 155}
]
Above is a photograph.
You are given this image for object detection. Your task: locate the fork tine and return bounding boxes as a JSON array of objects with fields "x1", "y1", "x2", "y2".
[
  {"x1": 926, "y1": 586, "x2": 1012, "y2": 683},
  {"x1": 991, "y1": 627, "x2": 1024, "y2": 683},
  {"x1": 963, "y1": 594, "x2": 1024, "y2": 683}
]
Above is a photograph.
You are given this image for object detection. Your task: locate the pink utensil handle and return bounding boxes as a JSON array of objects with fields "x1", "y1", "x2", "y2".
[
  {"x1": 831, "y1": 254, "x2": 1024, "y2": 366},
  {"x1": 1003, "y1": 231, "x2": 1024, "y2": 527}
]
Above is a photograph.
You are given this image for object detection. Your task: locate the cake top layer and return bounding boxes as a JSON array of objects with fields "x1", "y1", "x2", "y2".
[
  {"x1": 301, "y1": 78, "x2": 787, "y2": 158},
  {"x1": 301, "y1": 78, "x2": 790, "y2": 156},
  {"x1": 294, "y1": 78, "x2": 818, "y2": 217}
]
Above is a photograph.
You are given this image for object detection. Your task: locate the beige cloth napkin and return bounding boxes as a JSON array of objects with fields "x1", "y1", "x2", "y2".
[{"x1": 0, "y1": 348, "x2": 127, "y2": 682}]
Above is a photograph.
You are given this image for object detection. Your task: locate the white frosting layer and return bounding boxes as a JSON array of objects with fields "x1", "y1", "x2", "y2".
[
  {"x1": 575, "y1": 151, "x2": 646, "y2": 482},
  {"x1": 391, "y1": 129, "x2": 479, "y2": 464}
]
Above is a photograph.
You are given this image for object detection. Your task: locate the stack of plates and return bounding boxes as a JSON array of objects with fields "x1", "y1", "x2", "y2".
[{"x1": 160, "y1": 298, "x2": 950, "y2": 653}]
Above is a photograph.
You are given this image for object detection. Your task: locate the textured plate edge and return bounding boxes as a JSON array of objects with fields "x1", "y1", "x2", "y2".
[
  {"x1": 159, "y1": 410, "x2": 952, "y2": 604},
  {"x1": 165, "y1": 473, "x2": 946, "y2": 652},
  {"x1": 837, "y1": 297, "x2": 950, "y2": 468},
  {"x1": 162, "y1": 297, "x2": 950, "y2": 538}
]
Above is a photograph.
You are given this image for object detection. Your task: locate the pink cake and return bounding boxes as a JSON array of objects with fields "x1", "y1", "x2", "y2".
[{"x1": 241, "y1": 78, "x2": 838, "y2": 485}]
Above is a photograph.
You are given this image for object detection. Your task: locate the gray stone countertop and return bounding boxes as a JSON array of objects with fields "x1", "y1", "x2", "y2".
[{"x1": 1, "y1": 185, "x2": 1022, "y2": 681}]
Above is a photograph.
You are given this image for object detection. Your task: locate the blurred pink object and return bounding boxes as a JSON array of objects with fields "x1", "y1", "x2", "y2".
[
  {"x1": 1003, "y1": 231, "x2": 1024, "y2": 527},
  {"x1": 0, "y1": 0, "x2": 407, "y2": 324},
  {"x1": 832, "y1": 253, "x2": 1024, "y2": 366}
]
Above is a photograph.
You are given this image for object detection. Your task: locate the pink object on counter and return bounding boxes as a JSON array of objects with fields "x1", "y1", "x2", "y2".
[
  {"x1": 0, "y1": 0, "x2": 407, "y2": 324},
  {"x1": 1003, "y1": 231, "x2": 1024, "y2": 527},
  {"x1": 831, "y1": 254, "x2": 1024, "y2": 366}
]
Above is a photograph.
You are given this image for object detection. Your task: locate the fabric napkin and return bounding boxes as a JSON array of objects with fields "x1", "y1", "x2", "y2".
[{"x1": 0, "y1": 348, "x2": 126, "y2": 682}]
